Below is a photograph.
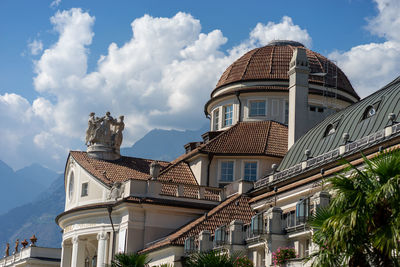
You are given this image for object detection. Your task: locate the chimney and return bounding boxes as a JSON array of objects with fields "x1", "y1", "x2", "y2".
[
  {"x1": 150, "y1": 161, "x2": 161, "y2": 180},
  {"x1": 288, "y1": 48, "x2": 310, "y2": 149}
]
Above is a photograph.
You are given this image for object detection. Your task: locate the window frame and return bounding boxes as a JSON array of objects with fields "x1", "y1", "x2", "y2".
[
  {"x1": 220, "y1": 160, "x2": 235, "y2": 182},
  {"x1": 81, "y1": 182, "x2": 89, "y2": 197},
  {"x1": 249, "y1": 100, "x2": 266, "y2": 117},
  {"x1": 213, "y1": 108, "x2": 220, "y2": 131},
  {"x1": 243, "y1": 161, "x2": 258, "y2": 181},
  {"x1": 223, "y1": 104, "x2": 233, "y2": 127}
]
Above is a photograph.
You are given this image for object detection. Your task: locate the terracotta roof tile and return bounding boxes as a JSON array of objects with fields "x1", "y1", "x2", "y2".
[
  {"x1": 201, "y1": 121, "x2": 287, "y2": 157},
  {"x1": 70, "y1": 151, "x2": 197, "y2": 186},
  {"x1": 215, "y1": 43, "x2": 359, "y2": 100},
  {"x1": 141, "y1": 194, "x2": 254, "y2": 253}
]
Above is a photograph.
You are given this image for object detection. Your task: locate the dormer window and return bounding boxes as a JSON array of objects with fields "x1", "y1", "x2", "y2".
[
  {"x1": 362, "y1": 101, "x2": 381, "y2": 120},
  {"x1": 323, "y1": 119, "x2": 340, "y2": 137},
  {"x1": 324, "y1": 124, "x2": 335, "y2": 136}
]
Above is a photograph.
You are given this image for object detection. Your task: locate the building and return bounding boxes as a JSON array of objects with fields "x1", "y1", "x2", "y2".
[{"x1": 56, "y1": 40, "x2": 400, "y2": 267}]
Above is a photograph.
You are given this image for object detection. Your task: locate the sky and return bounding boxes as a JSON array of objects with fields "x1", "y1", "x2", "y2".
[{"x1": 1, "y1": 0, "x2": 400, "y2": 171}]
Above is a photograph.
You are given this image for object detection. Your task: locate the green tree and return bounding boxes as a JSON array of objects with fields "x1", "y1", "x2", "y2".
[
  {"x1": 111, "y1": 253, "x2": 150, "y2": 267},
  {"x1": 308, "y1": 149, "x2": 400, "y2": 266}
]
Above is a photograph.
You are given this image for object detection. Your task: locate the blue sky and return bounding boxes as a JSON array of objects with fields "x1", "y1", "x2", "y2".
[{"x1": 1, "y1": 0, "x2": 399, "y2": 171}]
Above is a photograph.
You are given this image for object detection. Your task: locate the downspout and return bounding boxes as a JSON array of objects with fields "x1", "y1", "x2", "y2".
[
  {"x1": 235, "y1": 91, "x2": 242, "y2": 122},
  {"x1": 206, "y1": 152, "x2": 214, "y2": 187},
  {"x1": 107, "y1": 206, "x2": 116, "y2": 260}
]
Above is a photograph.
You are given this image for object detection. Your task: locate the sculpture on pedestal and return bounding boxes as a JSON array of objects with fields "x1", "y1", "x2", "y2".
[
  {"x1": 14, "y1": 239, "x2": 19, "y2": 254},
  {"x1": 85, "y1": 112, "x2": 125, "y2": 160}
]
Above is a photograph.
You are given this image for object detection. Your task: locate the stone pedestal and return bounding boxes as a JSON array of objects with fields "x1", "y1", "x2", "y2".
[{"x1": 87, "y1": 144, "x2": 120, "y2": 161}]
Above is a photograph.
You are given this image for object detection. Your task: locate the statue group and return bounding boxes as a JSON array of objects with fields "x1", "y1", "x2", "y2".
[{"x1": 85, "y1": 112, "x2": 125, "y2": 153}]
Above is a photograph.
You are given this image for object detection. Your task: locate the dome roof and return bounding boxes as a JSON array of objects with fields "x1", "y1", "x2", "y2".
[{"x1": 215, "y1": 40, "x2": 359, "y2": 100}]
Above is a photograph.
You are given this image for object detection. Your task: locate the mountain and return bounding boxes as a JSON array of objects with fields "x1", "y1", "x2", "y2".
[
  {"x1": 121, "y1": 124, "x2": 208, "y2": 161},
  {"x1": 0, "y1": 174, "x2": 64, "y2": 256},
  {"x1": 0, "y1": 160, "x2": 58, "y2": 215},
  {"x1": 0, "y1": 125, "x2": 209, "y2": 254}
]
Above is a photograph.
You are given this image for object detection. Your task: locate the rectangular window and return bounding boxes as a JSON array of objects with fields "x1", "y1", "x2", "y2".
[
  {"x1": 244, "y1": 162, "x2": 257, "y2": 181},
  {"x1": 249, "y1": 100, "x2": 266, "y2": 117},
  {"x1": 250, "y1": 213, "x2": 264, "y2": 236},
  {"x1": 81, "y1": 182, "x2": 88, "y2": 197},
  {"x1": 284, "y1": 101, "x2": 289, "y2": 124},
  {"x1": 213, "y1": 109, "x2": 219, "y2": 130},
  {"x1": 220, "y1": 161, "x2": 234, "y2": 182},
  {"x1": 184, "y1": 236, "x2": 196, "y2": 254},
  {"x1": 296, "y1": 198, "x2": 310, "y2": 224},
  {"x1": 223, "y1": 105, "x2": 233, "y2": 126},
  {"x1": 214, "y1": 226, "x2": 227, "y2": 246}
]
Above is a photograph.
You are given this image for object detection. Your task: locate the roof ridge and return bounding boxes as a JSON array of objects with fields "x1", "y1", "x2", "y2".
[
  {"x1": 263, "y1": 121, "x2": 272, "y2": 154},
  {"x1": 241, "y1": 47, "x2": 262, "y2": 80}
]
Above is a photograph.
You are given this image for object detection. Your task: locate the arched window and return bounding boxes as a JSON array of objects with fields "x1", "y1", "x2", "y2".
[
  {"x1": 324, "y1": 124, "x2": 335, "y2": 137},
  {"x1": 68, "y1": 172, "x2": 74, "y2": 200}
]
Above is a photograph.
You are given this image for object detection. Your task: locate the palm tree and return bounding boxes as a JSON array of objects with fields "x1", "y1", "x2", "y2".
[
  {"x1": 111, "y1": 253, "x2": 150, "y2": 267},
  {"x1": 184, "y1": 250, "x2": 253, "y2": 267},
  {"x1": 308, "y1": 149, "x2": 400, "y2": 266}
]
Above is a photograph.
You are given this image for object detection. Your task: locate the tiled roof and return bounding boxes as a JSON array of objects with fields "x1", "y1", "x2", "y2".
[
  {"x1": 169, "y1": 121, "x2": 287, "y2": 167},
  {"x1": 214, "y1": 42, "x2": 359, "y2": 101},
  {"x1": 201, "y1": 121, "x2": 287, "y2": 157},
  {"x1": 279, "y1": 75, "x2": 400, "y2": 170},
  {"x1": 69, "y1": 151, "x2": 197, "y2": 186},
  {"x1": 141, "y1": 193, "x2": 254, "y2": 253}
]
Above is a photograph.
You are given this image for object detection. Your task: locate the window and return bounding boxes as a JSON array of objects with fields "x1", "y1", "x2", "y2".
[
  {"x1": 184, "y1": 236, "x2": 196, "y2": 254},
  {"x1": 283, "y1": 211, "x2": 296, "y2": 228},
  {"x1": 309, "y1": 105, "x2": 324, "y2": 113},
  {"x1": 296, "y1": 198, "x2": 310, "y2": 224},
  {"x1": 214, "y1": 226, "x2": 227, "y2": 246},
  {"x1": 213, "y1": 109, "x2": 220, "y2": 130},
  {"x1": 81, "y1": 182, "x2": 88, "y2": 197},
  {"x1": 284, "y1": 101, "x2": 289, "y2": 124},
  {"x1": 223, "y1": 105, "x2": 233, "y2": 126},
  {"x1": 362, "y1": 103, "x2": 380, "y2": 120},
  {"x1": 250, "y1": 213, "x2": 264, "y2": 236},
  {"x1": 249, "y1": 100, "x2": 266, "y2": 117},
  {"x1": 220, "y1": 161, "x2": 234, "y2": 182},
  {"x1": 324, "y1": 124, "x2": 336, "y2": 137},
  {"x1": 68, "y1": 172, "x2": 74, "y2": 200},
  {"x1": 244, "y1": 162, "x2": 257, "y2": 181}
]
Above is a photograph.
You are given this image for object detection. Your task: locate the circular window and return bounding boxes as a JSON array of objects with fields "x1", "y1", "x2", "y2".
[{"x1": 68, "y1": 172, "x2": 74, "y2": 200}]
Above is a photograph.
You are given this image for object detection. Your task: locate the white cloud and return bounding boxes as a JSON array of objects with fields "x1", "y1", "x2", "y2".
[
  {"x1": 367, "y1": 0, "x2": 400, "y2": 42},
  {"x1": 249, "y1": 16, "x2": 312, "y2": 48},
  {"x1": 330, "y1": 0, "x2": 400, "y2": 98},
  {"x1": 2, "y1": 11, "x2": 312, "y2": 170},
  {"x1": 330, "y1": 41, "x2": 400, "y2": 97},
  {"x1": 28, "y1": 39, "x2": 43, "y2": 55},
  {"x1": 50, "y1": 0, "x2": 61, "y2": 8}
]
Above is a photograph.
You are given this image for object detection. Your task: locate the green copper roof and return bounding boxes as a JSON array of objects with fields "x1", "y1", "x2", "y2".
[{"x1": 279, "y1": 76, "x2": 400, "y2": 170}]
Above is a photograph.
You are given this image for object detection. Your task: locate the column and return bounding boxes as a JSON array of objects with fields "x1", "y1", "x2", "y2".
[
  {"x1": 60, "y1": 240, "x2": 72, "y2": 267},
  {"x1": 71, "y1": 236, "x2": 85, "y2": 267},
  {"x1": 97, "y1": 232, "x2": 109, "y2": 267}
]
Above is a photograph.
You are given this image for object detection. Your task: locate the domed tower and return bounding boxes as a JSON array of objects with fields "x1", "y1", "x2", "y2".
[{"x1": 205, "y1": 40, "x2": 359, "y2": 148}]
